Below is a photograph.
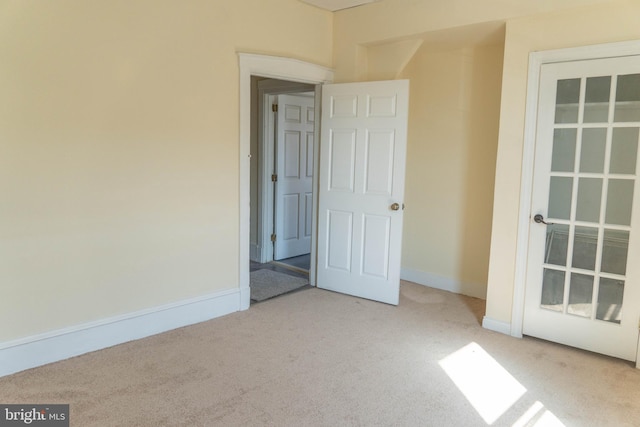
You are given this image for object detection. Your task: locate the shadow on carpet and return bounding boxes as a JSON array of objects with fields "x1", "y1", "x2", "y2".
[{"x1": 250, "y1": 269, "x2": 310, "y2": 302}]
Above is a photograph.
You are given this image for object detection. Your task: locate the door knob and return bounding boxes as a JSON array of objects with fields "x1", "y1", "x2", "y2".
[
  {"x1": 390, "y1": 203, "x2": 400, "y2": 211},
  {"x1": 533, "y1": 214, "x2": 553, "y2": 225}
]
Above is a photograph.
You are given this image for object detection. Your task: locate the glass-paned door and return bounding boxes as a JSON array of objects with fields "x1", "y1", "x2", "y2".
[{"x1": 524, "y1": 55, "x2": 640, "y2": 362}]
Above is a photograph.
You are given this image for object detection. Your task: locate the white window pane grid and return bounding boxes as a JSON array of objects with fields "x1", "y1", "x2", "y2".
[{"x1": 543, "y1": 73, "x2": 639, "y2": 322}]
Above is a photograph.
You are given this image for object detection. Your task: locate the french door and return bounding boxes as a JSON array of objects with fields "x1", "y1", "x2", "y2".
[{"x1": 524, "y1": 55, "x2": 640, "y2": 361}]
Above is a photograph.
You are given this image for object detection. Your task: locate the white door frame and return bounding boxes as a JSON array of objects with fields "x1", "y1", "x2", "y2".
[
  {"x1": 255, "y1": 80, "x2": 315, "y2": 264},
  {"x1": 238, "y1": 53, "x2": 333, "y2": 310},
  {"x1": 512, "y1": 40, "x2": 640, "y2": 341}
]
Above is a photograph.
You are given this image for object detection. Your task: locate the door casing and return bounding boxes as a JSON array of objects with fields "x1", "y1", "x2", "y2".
[
  {"x1": 239, "y1": 53, "x2": 333, "y2": 310},
  {"x1": 513, "y1": 40, "x2": 640, "y2": 366}
]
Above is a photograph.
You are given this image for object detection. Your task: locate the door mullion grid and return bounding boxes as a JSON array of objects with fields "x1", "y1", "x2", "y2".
[
  {"x1": 590, "y1": 74, "x2": 618, "y2": 320},
  {"x1": 562, "y1": 77, "x2": 588, "y2": 315},
  {"x1": 607, "y1": 73, "x2": 618, "y2": 124},
  {"x1": 591, "y1": 125, "x2": 613, "y2": 321},
  {"x1": 563, "y1": 163, "x2": 579, "y2": 315}
]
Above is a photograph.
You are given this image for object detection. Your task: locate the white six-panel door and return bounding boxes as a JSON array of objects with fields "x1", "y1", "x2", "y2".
[
  {"x1": 317, "y1": 80, "x2": 409, "y2": 305},
  {"x1": 524, "y1": 55, "x2": 640, "y2": 361},
  {"x1": 274, "y1": 94, "x2": 315, "y2": 261}
]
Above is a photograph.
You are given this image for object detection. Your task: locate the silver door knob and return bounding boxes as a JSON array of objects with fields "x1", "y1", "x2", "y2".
[{"x1": 390, "y1": 203, "x2": 400, "y2": 211}]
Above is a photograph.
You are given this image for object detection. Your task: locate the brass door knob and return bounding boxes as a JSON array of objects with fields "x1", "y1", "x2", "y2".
[{"x1": 390, "y1": 203, "x2": 400, "y2": 211}]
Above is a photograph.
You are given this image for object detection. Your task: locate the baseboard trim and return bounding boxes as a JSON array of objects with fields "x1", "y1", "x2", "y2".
[
  {"x1": 401, "y1": 268, "x2": 487, "y2": 300},
  {"x1": 0, "y1": 287, "x2": 240, "y2": 377},
  {"x1": 240, "y1": 286, "x2": 251, "y2": 311},
  {"x1": 482, "y1": 316, "x2": 512, "y2": 336}
]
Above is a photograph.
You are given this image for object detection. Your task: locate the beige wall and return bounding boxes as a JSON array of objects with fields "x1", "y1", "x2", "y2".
[
  {"x1": 332, "y1": 0, "x2": 615, "y2": 83},
  {"x1": 332, "y1": 0, "x2": 626, "y2": 306},
  {"x1": 3, "y1": 0, "x2": 634, "y2": 347},
  {"x1": 486, "y1": 0, "x2": 640, "y2": 324},
  {"x1": 398, "y1": 40, "x2": 504, "y2": 298},
  {"x1": 0, "y1": 0, "x2": 331, "y2": 342}
]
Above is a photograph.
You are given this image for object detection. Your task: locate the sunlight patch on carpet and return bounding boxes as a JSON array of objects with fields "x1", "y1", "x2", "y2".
[
  {"x1": 440, "y1": 342, "x2": 566, "y2": 426},
  {"x1": 439, "y1": 342, "x2": 526, "y2": 424},
  {"x1": 513, "y1": 401, "x2": 565, "y2": 427}
]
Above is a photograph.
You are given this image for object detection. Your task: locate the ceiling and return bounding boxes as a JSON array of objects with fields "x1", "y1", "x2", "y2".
[{"x1": 299, "y1": 0, "x2": 380, "y2": 12}]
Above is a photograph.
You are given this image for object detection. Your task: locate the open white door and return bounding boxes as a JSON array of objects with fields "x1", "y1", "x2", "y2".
[
  {"x1": 274, "y1": 94, "x2": 315, "y2": 261},
  {"x1": 316, "y1": 80, "x2": 409, "y2": 305}
]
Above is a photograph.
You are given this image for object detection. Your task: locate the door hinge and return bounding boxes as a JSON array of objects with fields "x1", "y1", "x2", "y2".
[
  {"x1": 271, "y1": 174, "x2": 277, "y2": 182},
  {"x1": 272, "y1": 103, "x2": 278, "y2": 113},
  {"x1": 271, "y1": 234, "x2": 276, "y2": 242}
]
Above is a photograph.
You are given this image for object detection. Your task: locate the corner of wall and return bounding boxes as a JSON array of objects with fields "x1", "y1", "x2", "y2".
[
  {"x1": 366, "y1": 38, "x2": 424, "y2": 81},
  {"x1": 401, "y1": 268, "x2": 487, "y2": 300},
  {"x1": 481, "y1": 316, "x2": 512, "y2": 336}
]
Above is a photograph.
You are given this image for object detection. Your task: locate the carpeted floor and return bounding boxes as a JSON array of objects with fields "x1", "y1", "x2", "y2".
[
  {"x1": 250, "y1": 269, "x2": 309, "y2": 302},
  {"x1": 0, "y1": 281, "x2": 638, "y2": 426}
]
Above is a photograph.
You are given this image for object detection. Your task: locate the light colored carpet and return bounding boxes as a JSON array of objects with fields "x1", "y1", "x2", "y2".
[
  {"x1": 250, "y1": 269, "x2": 309, "y2": 302},
  {"x1": 0, "y1": 281, "x2": 638, "y2": 426}
]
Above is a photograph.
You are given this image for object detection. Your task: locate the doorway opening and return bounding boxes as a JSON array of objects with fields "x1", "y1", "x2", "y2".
[
  {"x1": 239, "y1": 54, "x2": 409, "y2": 308},
  {"x1": 238, "y1": 53, "x2": 333, "y2": 310},
  {"x1": 249, "y1": 77, "x2": 315, "y2": 303}
]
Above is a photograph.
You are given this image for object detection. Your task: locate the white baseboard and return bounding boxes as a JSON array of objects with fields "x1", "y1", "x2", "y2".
[
  {"x1": 401, "y1": 268, "x2": 487, "y2": 300},
  {"x1": 0, "y1": 288, "x2": 240, "y2": 378},
  {"x1": 240, "y1": 286, "x2": 251, "y2": 311},
  {"x1": 482, "y1": 316, "x2": 512, "y2": 336}
]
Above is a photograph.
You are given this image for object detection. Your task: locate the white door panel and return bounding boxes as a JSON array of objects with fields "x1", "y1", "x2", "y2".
[
  {"x1": 274, "y1": 94, "x2": 315, "y2": 260},
  {"x1": 317, "y1": 80, "x2": 409, "y2": 305},
  {"x1": 524, "y1": 55, "x2": 640, "y2": 361}
]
